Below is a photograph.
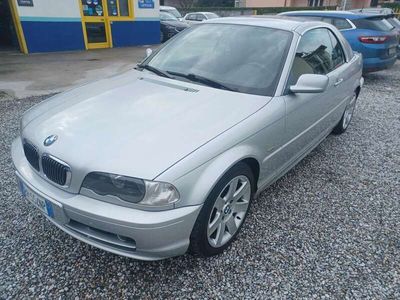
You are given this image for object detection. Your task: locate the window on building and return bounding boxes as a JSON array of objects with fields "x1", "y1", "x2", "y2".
[
  {"x1": 82, "y1": 0, "x2": 105, "y2": 17},
  {"x1": 107, "y1": 0, "x2": 130, "y2": 17},
  {"x1": 308, "y1": 0, "x2": 324, "y2": 7},
  {"x1": 81, "y1": 0, "x2": 130, "y2": 17},
  {"x1": 119, "y1": 0, "x2": 129, "y2": 16}
]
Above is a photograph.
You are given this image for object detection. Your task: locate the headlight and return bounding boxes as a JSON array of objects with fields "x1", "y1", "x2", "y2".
[{"x1": 81, "y1": 172, "x2": 180, "y2": 206}]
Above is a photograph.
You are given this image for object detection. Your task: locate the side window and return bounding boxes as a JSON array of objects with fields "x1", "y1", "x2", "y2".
[
  {"x1": 321, "y1": 17, "x2": 334, "y2": 25},
  {"x1": 332, "y1": 18, "x2": 353, "y2": 30},
  {"x1": 328, "y1": 30, "x2": 346, "y2": 69},
  {"x1": 196, "y1": 14, "x2": 206, "y2": 21},
  {"x1": 288, "y1": 28, "x2": 334, "y2": 86},
  {"x1": 302, "y1": 16, "x2": 323, "y2": 21},
  {"x1": 191, "y1": 14, "x2": 200, "y2": 21},
  {"x1": 186, "y1": 14, "x2": 195, "y2": 21}
]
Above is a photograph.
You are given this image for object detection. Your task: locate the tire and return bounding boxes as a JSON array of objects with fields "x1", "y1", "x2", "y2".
[
  {"x1": 332, "y1": 91, "x2": 358, "y2": 135},
  {"x1": 189, "y1": 162, "x2": 255, "y2": 257}
]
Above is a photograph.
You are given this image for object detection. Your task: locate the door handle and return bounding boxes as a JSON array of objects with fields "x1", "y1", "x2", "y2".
[{"x1": 334, "y1": 78, "x2": 344, "y2": 86}]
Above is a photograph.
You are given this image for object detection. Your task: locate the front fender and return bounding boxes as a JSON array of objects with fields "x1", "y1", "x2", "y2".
[
  {"x1": 156, "y1": 96, "x2": 285, "y2": 208},
  {"x1": 169, "y1": 144, "x2": 262, "y2": 208}
]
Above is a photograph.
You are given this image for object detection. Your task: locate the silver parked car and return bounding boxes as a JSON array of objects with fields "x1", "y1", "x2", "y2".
[
  {"x1": 183, "y1": 12, "x2": 219, "y2": 25},
  {"x1": 12, "y1": 17, "x2": 363, "y2": 260}
]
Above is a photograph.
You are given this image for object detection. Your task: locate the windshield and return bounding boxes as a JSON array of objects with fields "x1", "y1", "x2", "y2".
[
  {"x1": 160, "y1": 12, "x2": 178, "y2": 21},
  {"x1": 145, "y1": 24, "x2": 293, "y2": 96},
  {"x1": 165, "y1": 8, "x2": 182, "y2": 19},
  {"x1": 353, "y1": 17, "x2": 395, "y2": 31}
]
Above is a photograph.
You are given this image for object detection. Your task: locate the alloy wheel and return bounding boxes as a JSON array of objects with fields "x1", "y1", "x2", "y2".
[
  {"x1": 207, "y1": 175, "x2": 251, "y2": 248},
  {"x1": 342, "y1": 94, "x2": 357, "y2": 130}
]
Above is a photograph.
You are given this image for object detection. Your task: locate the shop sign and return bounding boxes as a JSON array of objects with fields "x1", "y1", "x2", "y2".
[
  {"x1": 138, "y1": 0, "x2": 154, "y2": 9},
  {"x1": 17, "y1": 0, "x2": 33, "y2": 6}
]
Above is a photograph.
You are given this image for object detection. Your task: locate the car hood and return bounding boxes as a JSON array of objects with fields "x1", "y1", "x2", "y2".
[{"x1": 21, "y1": 70, "x2": 269, "y2": 183}]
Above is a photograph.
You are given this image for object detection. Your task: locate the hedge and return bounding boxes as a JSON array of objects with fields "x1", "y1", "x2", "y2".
[
  {"x1": 382, "y1": 3, "x2": 400, "y2": 10},
  {"x1": 255, "y1": 6, "x2": 337, "y2": 15},
  {"x1": 180, "y1": 6, "x2": 337, "y2": 15}
]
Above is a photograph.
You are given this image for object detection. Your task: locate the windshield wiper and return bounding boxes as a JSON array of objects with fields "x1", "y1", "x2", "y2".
[
  {"x1": 166, "y1": 71, "x2": 237, "y2": 92},
  {"x1": 136, "y1": 64, "x2": 172, "y2": 78}
]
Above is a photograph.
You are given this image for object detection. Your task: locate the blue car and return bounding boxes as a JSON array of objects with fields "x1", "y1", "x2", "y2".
[{"x1": 279, "y1": 11, "x2": 399, "y2": 73}]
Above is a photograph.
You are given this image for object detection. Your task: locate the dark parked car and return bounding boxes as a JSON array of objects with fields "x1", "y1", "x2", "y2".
[
  {"x1": 160, "y1": 5, "x2": 183, "y2": 21},
  {"x1": 160, "y1": 11, "x2": 189, "y2": 43}
]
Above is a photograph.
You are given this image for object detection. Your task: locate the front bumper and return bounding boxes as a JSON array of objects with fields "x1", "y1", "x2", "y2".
[{"x1": 11, "y1": 138, "x2": 202, "y2": 260}]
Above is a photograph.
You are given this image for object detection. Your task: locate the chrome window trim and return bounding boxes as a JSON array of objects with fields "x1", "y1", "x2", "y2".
[{"x1": 339, "y1": 19, "x2": 357, "y2": 31}]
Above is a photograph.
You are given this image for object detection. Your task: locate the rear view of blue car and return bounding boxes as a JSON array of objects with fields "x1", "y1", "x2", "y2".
[{"x1": 280, "y1": 11, "x2": 399, "y2": 73}]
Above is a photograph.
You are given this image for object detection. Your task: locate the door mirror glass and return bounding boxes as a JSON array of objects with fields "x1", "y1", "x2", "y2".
[
  {"x1": 290, "y1": 74, "x2": 329, "y2": 94},
  {"x1": 146, "y1": 48, "x2": 153, "y2": 58}
]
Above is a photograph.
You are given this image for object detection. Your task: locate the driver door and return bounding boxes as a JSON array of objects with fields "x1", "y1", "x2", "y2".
[{"x1": 281, "y1": 28, "x2": 342, "y2": 169}]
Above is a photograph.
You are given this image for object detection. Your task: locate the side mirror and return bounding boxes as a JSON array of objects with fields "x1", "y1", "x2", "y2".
[
  {"x1": 145, "y1": 48, "x2": 153, "y2": 58},
  {"x1": 290, "y1": 74, "x2": 329, "y2": 94}
]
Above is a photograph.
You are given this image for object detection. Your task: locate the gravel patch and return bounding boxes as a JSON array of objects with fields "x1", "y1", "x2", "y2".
[{"x1": 0, "y1": 63, "x2": 399, "y2": 299}]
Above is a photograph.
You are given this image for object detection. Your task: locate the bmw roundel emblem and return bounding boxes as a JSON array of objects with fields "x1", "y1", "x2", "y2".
[{"x1": 43, "y1": 135, "x2": 58, "y2": 146}]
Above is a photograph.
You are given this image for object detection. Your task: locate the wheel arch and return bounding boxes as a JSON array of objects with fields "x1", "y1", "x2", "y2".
[
  {"x1": 172, "y1": 145, "x2": 263, "y2": 208},
  {"x1": 355, "y1": 85, "x2": 361, "y2": 98},
  {"x1": 240, "y1": 157, "x2": 260, "y2": 191}
]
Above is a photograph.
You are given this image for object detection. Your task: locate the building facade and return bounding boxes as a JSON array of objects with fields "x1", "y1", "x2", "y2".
[{"x1": 8, "y1": 0, "x2": 160, "y2": 53}]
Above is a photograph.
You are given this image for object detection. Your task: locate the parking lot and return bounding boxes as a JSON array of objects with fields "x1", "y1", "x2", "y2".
[{"x1": 0, "y1": 61, "x2": 399, "y2": 298}]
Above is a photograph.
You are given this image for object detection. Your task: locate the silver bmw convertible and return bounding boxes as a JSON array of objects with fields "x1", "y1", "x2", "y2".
[{"x1": 12, "y1": 16, "x2": 363, "y2": 260}]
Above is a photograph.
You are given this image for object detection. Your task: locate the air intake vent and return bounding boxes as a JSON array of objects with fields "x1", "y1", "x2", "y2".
[
  {"x1": 23, "y1": 141, "x2": 40, "y2": 171},
  {"x1": 42, "y1": 155, "x2": 70, "y2": 186}
]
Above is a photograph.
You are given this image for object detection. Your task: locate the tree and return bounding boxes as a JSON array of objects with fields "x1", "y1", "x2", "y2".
[{"x1": 178, "y1": 0, "x2": 196, "y2": 9}]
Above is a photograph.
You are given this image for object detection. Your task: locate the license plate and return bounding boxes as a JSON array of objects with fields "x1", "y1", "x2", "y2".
[
  {"x1": 389, "y1": 47, "x2": 397, "y2": 56},
  {"x1": 18, "y1": 179, "x2": 54, "y2": 218}
]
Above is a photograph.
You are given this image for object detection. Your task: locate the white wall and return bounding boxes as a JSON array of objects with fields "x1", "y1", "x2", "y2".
[
  {"x1": 15, "y1": 0, "x2": 160, "y2": 20},
  {"x1": 133, "y1": 0, "x2": 160, "y2": 19},
  {"x1": 16, "y1": 0, "x2": 81, "y2": 18}
]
